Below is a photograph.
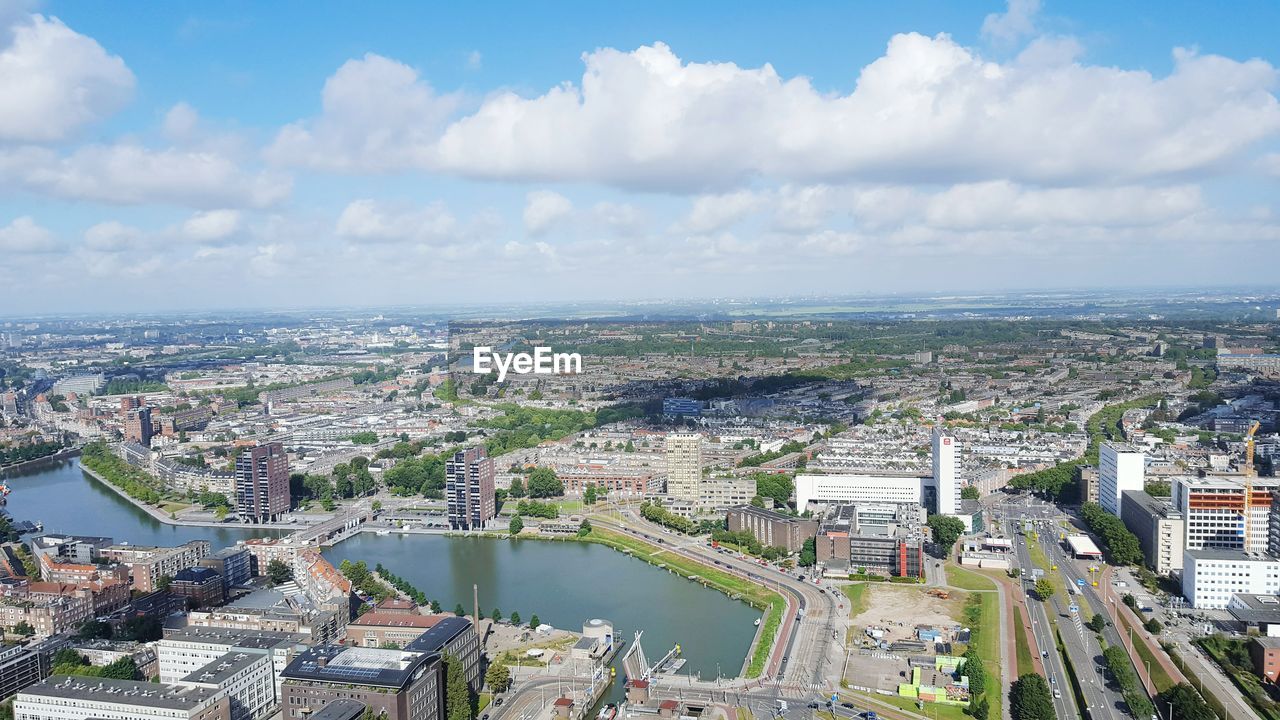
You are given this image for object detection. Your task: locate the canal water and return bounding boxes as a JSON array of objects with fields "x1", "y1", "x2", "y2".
[{"x1": 4, "y1": 459, "x2": 760, "y2": 688}]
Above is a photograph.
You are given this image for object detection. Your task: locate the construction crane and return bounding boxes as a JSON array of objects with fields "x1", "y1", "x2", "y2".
[{"x1": 1246, "y1": 420, "x2": 1261, "y2": 478}]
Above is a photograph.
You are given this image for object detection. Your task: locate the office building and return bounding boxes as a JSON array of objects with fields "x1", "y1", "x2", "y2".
[
  {"x1": 175, "y1": 651, "x2": 275, "y2": 720},
  {"x1": 795, "y1": 473, "x2": 924, "y2": 510},
  {"x1": 0, "y1": 644, "x2": 44, "y2": 701},
  {"x1": 931, "y1": 427, "x2": 958, "y2": 515},
  {"x1": 664, "y1": 433, "x2": 702, "y2": 502},
  {"x1": 726, "y1": 506, "x2": 819, "y2": 553},
  {"x1": 50, "y1": 373, "x2": 105, "y2": 396},
  {"x1": 445, "y1": 447, "x2": 495, "y2": 531},
  {"x1": 200, "y1": 547, "x2": 253, "y2": 595},
  {"x1": 1182, "y1": 549, "x2": 1280, "y2": 609},
  {"x1": 813, "y1": 503, "x2": 928, "y2": 578},
  {"x1": 280, "y1": 645, "x2": 443, "y2": 720},
  {"x1": 15, "y1": 676, "x2": 230, "y2": 720},
  {"x1": 1175, "y1": 476, "x2": 1278, "y2": 554},
  {"x1": 235, "y1": 443, "x2": 290, "y2": 524},
  {"x1": 1119, "y1": 490, "x2": 1185, "y2": 575},
  {"x1": 124, "y1": 407, "x2": 153, "y2": 447},
  {"x1": 1099, "y1": 443, "x2": 1145, "y2": 516},
  {"x1": 662, "y1": 397, "x2": 702, "y2": 418},
  {"x1": 404, "y1": 616, "x2": 482, "y2": 692}
]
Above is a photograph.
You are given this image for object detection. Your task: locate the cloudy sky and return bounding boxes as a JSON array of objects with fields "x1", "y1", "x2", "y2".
[{"x1": 1, "y1": 0, "x2": 1278, "y2": 313}]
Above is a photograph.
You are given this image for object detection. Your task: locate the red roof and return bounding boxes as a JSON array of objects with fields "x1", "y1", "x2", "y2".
[
  {"x1": 659, "y1": 700, "x2": 680, "y2": 710},
  {"x1": 627, "y1": 679, "x2": 650, "y2": 689},
  {"x1": 554, "y1": 698, "x2": 574, "y2": 707}
]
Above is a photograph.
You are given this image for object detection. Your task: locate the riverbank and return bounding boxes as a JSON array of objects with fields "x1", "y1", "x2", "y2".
[
  {"x1": 0, "y1": 447, "x2": 81, "y2": 477},
  {"x1": 78, "y1": 464, "x2": 290, "y2": 531}
]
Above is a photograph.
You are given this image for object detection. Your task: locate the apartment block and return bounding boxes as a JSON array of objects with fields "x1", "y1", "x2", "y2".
[
  {"x1": 1099, "y1": 442, "x2": 1144, "y2": 516},
  {"x1": 445, "y1": 447, "x2": 495, "y2": 531}
]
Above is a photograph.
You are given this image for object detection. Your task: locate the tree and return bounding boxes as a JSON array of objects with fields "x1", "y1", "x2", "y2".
[
  {"x1": 1034, "y1": 579, "x2": 1054, "y2": 601},
  {"x1": 11, "y1": 621, "x2": 33, "y2": 636},
  {"x1": 1145, "y1": 618, "x2": 1162, "y2": 634},
  {"x1": 372, "y1": 500, "x2": 383, "y2": 512},
  {"x1": 267, "y1": 559, "x2": 294, "y2": 585},
  {"x1": 509, "y1": 516, "x2": 524, "y2": 535},
  {"x1": 76, "y1": 619, "x2": 113, "y2": 640},
  {"x1": 961, "y1": 485, "x2": 980, "y2": 500},
  {"x1": 962, "y1": 646, "x2": 985, "y2": 693},
  {"x1": 213, "y1": 505, "x2": 228, "y2": 521},
  {"x1": 156, "y1": 575, "x2": 174, "y2": 592},
  {"x1": 431, "y1": 600, "x2": 443, "y2": 614},
  {"x1": 584, "y1": 484, "x2": 597, "y2": 505},
  {"x1": 509, "y1": 611, "x2": 521, "y2": 626},
  {"x1": 485, "y1": 662, "x2": 512, "y2": 693},
  {"x1": 529, "y1": 613, "x2": 540, "y2": 628},
  {"x1": 455, "y1": 603, "x2": 466, "y2": 617},
  {"x1": 491, "y1": 608, "x2": 502, "y2": 622},
  {"x1": 509, "y1": 478, "x2": 526, "y2": 499},
  {"x1": 798, "y1": 537, "x2": 816, "y2": 567},
  {"x1": 1087, "y1": 614, "x2": 1107, "y2": 632},
  {"x1": 1009, "y1": 673, "x2": 1055, "y2": 720},
  {"x1": 443, "y1": 652, "x2": 473, "y2": 720},
  {"x1": 927, "y1": 514, "x2": 966, "y2": 556},
  {"x1": 526, "y1": 467, "x2": 564, "y2": 498},
  {"x1": 1158, "y1": 683, "x2": 1216, "y2": 720},
  {"x1": 971, "y1": 697, "x2": 990, "y2": 720}
]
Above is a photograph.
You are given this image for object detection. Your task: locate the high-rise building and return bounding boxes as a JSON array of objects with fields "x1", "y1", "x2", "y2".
[
  {"x1": 124, "y1": 407, "x2": 153, "y2": 447},
  {"x1": 1120, "y1": 490, "x2": 1185, "y2": 575},
  {"x1": 235, "y1": 443, "x2": 290, "y2": 524},
  {"x1": 931, "y1": 426, "x2": 958, "y2": 515},
  {"x1": 446, "y1": 447, "x2": 494, "y2": 530},
  {"x1": 1175, "y1": 475, "x2": 1278, "y2": 554},
  {"x1": 664, "y1": 433, "x2": 702, "y2": 501},
  {"x1": 1098, "y1": 442, "x2": 1144, "y2": 516}
]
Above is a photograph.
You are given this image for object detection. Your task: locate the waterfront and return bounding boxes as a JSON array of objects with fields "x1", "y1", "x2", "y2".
[
  {"x1": 326, "y1": 533, "x2": 760, "y2": 682},
  {"x1": 7, "y1": 460, "x2": 760, "y2": 687},
  {"x1": 2, "y1": 458, "x2": 287, "y2": 548}
]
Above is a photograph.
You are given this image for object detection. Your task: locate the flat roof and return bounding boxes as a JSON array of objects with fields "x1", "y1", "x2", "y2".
[
  {"x1": 348, "y1": 612, "x2": 441, "y2": 630},
  {"x1": 20, "y1": 676, "x2": 220, "y2": 709},
  {"x1": 181, "y1": 651, "x2": 264, "y2": 686},
  {"x1": 1065, "y1": 535, "x2": 1102, "y2": 557},
  {"x1": 282, "y1": 645, "x2": 438, "y2": 689},
  {"x1": 1186, "y1": 549, "x2": 1279, "y2": 563},
  {"x1": 404, "y1": 616, "x2": 472, "y2": 654}
]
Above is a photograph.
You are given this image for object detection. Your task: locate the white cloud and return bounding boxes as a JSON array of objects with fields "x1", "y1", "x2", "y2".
[
  {"x1": 0, "y1": 216, "x2": 58, "y2": 253},
  {"x1": 466, "y1": 50, "x2": 482, "y2": 71},
  {"x1": 335, "y1": 199, "x2": 457, "y2": 244},
  {"x1": 0, "y1": 13, "x2": 134, "y2": 142},
  {"x1": 266, "y1": 53, "x2": 458, "y2": 171},
  {"x1": 83, "y1": 220, "x2": 144, "y2": 251},
  {"x1": 0, "y1": 143, "x2": 291, "y2": 208},
  {"x1": 181, "y1": 209, "x2": 243, "y2": 243},
  {"x1": 981, "y1": 0, "x2": 1040, "y2": 46},
  {"x1": 680, "y1": 191, "x2": 759, "y2": 234},
  {"x1": 522, "y1": 190, "x2": 573, "y2": 235}
]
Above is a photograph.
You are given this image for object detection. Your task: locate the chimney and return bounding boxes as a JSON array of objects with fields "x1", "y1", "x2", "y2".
[{"x1": 473, "y1": 583, "x2": 479, "y2": 627}]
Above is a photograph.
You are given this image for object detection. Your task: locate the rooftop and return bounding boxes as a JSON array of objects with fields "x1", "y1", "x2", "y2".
[
  {"x1": 404, "y1": 616, "x2": 473, "y2": 655},
  {"x1": 20, "y1": 676, "x2": 220, "y2": 709},
  {"x1": 181, "y1": 651, "x2": 264, "y2": 686},
  {"x1": 282, "y1": 645, "x2": 439, "y2": 689}
]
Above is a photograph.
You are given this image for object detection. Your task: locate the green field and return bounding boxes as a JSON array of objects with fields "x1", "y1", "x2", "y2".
[
  {"x1": 1013, "y1": 607, "x2": 1035, "y2": 677},
  {"x1": 945, "y1": 564, "x2": 997, "y2": 591},
  {"x1": 1115, "y1": 612, "x2": 1175, "y2": 693}
]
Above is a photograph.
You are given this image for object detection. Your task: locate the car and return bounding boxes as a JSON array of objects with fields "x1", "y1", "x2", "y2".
[
  {"x1": 1042, "y1": 651, "x2": 1049, "y2": 657},
  {"x1": 840, "y1": 702, "x2": 855, "y2": 709},
  {"x1": 807, "y1": 703, "x2": 820, "y2": 709},
  {"x1": 1053, "y1": 689, "x2": 1061, "y2": 699},
  {"x1": 494, "y1": 699, "x2": 504, "y2": 707}
]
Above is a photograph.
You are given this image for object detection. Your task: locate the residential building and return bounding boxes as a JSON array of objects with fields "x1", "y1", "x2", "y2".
[
  {"x1": 0, "y1": 644, "x2": 44, "y2": 701},
  {"x1": 1251, "y1": 637, "x2": 1280, "y2": 682},
  {"x1": 1119, "y1": 490, "x2": 1185, "y2": 575},
  {"x1": 664, "y1": 433, "x2": 702, "y2": 502},
  {"x1": 446, "y1": 447, "x2": 495, "y2": 531},
  {"x1": 0, "y1": 593, "x2": 92, "y2": 637},
  {"x1": 100, "y1": 541, "x2": 211, "y2": 593},
  {"x1": 280, "y1": 645, "x2": 443, "y2": 720},
  {"x1": 158, "y1": 626, "x2": 304, "y2": 697},
  {"x1": 124, "y1": 407, "x2": 153, "y2": 447},
  {"x1": 199, "y1": 547, "x2": 253, "y2": 595},
  {"x1": 1099, "y1": 442, "x2": 1145, "y2": 516},
  {"x1": 1079, "y1": 465, "x2": 1099, "y2": 504},
  {"x1": 931, "y1": 426, "x2": 958, "y2": 515},
  {"x1": 235, "y1": 443, "x2": 290, "y2": 523},
  {"x1": 1182, "y1": 549, "x2": 1280, "y2": 609},
  {"x1": 725, "y1": 506, "x2": 819, "y2": 553},
  {"x1": 14, "y1": 676, "x2": 230, "y2": 720}
]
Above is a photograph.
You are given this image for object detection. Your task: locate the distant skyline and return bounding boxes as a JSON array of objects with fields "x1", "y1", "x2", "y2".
[{"x1": 1, "y1": 0, "x2": 1278, "y2": 313}]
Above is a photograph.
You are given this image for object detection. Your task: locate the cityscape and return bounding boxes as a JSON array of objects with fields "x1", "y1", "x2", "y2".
[{"x1": 2, "y1": 3, "x2": 1280, "y2": 720}]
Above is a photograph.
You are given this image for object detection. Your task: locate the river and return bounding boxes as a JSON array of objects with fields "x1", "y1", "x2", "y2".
[{"x1": 4, "y1": 459, "x2": 759, "y2": 687}]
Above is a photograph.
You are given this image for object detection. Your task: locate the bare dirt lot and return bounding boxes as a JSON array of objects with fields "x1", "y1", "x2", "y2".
[{"x1": 850, "y1": 585, "x2": 963, "y2": 644}]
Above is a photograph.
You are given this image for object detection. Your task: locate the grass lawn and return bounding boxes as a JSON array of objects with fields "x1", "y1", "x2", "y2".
[
  {"x1": 555, "y1": 500, "x2": 584, "y2": 513},
  {"x1": 1013, "y1": 607, "x2": 1035, "y2": 677},
  {"x1": 583, "y1": 526, "x2": 784, "y2": 678},
  {"x1": 159, "y1": 501, "x2": 190, "y2": 514},
  {"x1": 1115, "y1": 614, "x2": 1175, "y2": 693},
  {"x1": 946, "y1": 564, "x2": 997, "y2": 591},
  {"x1": 962, "y1": 591, "x2": 1004, "y2": 720},
  {"x1": 478, "y1": 693, "x2": 492, "y2": 712}
]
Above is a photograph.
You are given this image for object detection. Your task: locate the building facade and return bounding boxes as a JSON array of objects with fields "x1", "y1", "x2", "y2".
[
  {"x1": 1099, "y1": 443, "x2": 1144, "y2": 516},
  {"x1": 1182, "y1": 549, "x2": 1280, "y2": 609},
  {"x1": 664, "y1": 433, "x2": 702, "y2": 502},
  {"x1": 1119, "y1": 490, "x2": 1185, "y2": 575},
  {"x1": 931, "y1": 427, "x2": 958, "y2": 515},
  {"x1": 280, "y1": 645, "x2": 443, "y2": 720},
  {"x1": 726, "y1": 506, "x2": 819, "y2": 553},
  {"x1": 445, "y1": 447, "x2": 495, "y2": 531},
  {"x1": 235, "y1": 443, "x2": 290, "y2": 523}
]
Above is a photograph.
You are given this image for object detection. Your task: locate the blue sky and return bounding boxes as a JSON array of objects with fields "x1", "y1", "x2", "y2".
[{"x1": 1, "y1": 0, "x2": 1278, "y2": 312}]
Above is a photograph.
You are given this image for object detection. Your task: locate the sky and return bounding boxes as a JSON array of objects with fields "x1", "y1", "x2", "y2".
[{"x1": 0, "y1": 0, "x2": 1278, "y2": 313}]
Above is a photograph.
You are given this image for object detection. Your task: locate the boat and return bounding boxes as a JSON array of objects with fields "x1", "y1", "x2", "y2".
[
  {"x1": 754, "y1": 618, "x2": 761, "y2": 627},
  {"x1": 597, "y1": 704, "x2": 618, "y2": 720},
  {"x1": 375, "y1": 529, "x2": 391, "y2": 536}
]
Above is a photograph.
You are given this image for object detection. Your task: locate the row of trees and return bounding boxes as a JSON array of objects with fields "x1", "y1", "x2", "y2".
[
  {"x1": 509, "y1": 467, "x2": 563, "y2": 499},
  {"x1": 51, "y1": 648, "x2": 139, "y2": 680},
  {"x1": 0, "y1": 440, "x2": 63, "y2": 466},
  {"x1": 80, "y1": 441, "x2": 166, "y2": 505},
  {"x1": 639, "y1": 501, "x2": 695, "y2": 534},
  {"x1": 1080, "y1": 502, "x2": 1144, "y2": 565}
]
